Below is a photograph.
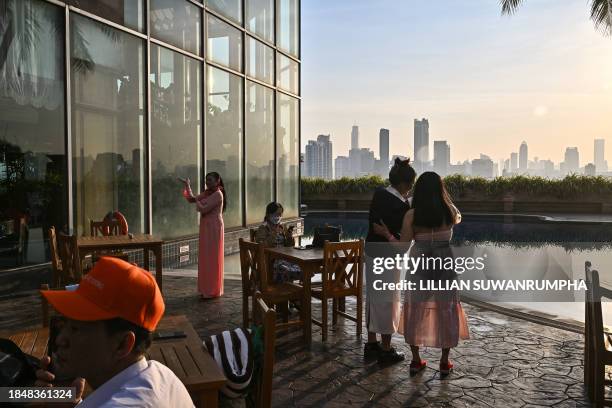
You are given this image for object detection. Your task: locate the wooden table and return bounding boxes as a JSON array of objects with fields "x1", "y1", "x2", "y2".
[
  {"x1": 77, "y1": 234, "x2": 164, "y2": 291},
  {"x1": 148, "y1": 315, "x2": 227, "y2": 407},
  {"x1": 265, "y1": 247, "x2": 331, "y2": 346},
  {"x1": 4, "y1": 315, "x2": 226, "y2": 408}
]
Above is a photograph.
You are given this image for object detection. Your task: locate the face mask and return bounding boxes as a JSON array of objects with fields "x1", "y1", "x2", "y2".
[{"x1": 269, "y1": 215, "x2": 281, "y2": 225}]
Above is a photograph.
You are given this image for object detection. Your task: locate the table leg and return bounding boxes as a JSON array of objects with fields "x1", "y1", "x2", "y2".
[
  {"x1": 198, "y1": 391, "x2": 218, "y2": 407},
  {"x1": 302, "y1": 263, "x2": 314, "y2": 347},
  {"x1": 154, "y1": 245, "x2": 163, "y2": 292}
]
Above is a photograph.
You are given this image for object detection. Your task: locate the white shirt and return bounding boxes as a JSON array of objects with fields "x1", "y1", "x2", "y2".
[
  {"x1": 80, "y1": 358, "x2": 194, "y2": 407},
  {"x1": 385, "y1": 186, "x2": 411, "y2": 205}
]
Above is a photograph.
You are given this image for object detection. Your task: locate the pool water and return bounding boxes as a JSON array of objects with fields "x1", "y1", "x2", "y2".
[{"x1": 303, "y1": 212, "x2": 612, "y2": 325}]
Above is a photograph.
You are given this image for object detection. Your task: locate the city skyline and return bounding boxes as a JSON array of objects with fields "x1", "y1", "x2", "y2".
[
  {"x1": 302, "y1": 0, "x2": 612, "y2": 164},
  {"x1": 302, "y1": 129, "x2": 611, "y2": 179}
]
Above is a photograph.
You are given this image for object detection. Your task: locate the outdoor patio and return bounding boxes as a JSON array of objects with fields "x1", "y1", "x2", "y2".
[{"x1": 0, "y1": 273, "x2": 593, "y2": 407}]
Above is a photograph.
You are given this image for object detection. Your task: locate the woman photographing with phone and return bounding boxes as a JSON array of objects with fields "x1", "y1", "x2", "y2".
[{"x1": 180, "y1": 172, "x2": 226, "y2": 299}]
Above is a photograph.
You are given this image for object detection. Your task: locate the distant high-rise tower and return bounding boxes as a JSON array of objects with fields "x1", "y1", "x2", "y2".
[
  {"x1": 335, "y1": 156, "x2": 350, "y2": 179},
  {"x1": 510, "y1": 153, "x2": 518, "y2": 172},
  {"x1": 351, "y1": 125, "x2": 359, "y2": 150},
  {"x1": 564, "y1": 147, "x2": 580, "y2": 174},
  {"x1": 379, "y1": 128, "x2": 389, "y2": 166},
  {"x1": 594, "y1": 139, "x2": 607, "y2": 172},
  {"x1": 519, "y1": 142, "x2": 528, "y2": 173},
  {"x1": 304, "y1": 135, "x2": 333, "y2": 179},
  {"x1": 433, "y1": 140, "x2": 450, "y2": 176},
  {"x1": 414, "y1": 118, "x2": 429, "y2": 172}
]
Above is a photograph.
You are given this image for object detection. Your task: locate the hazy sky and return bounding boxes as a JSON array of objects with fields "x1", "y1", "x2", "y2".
[{"x1": 301, "y1": 0, "x2": 612, "y2": 165}]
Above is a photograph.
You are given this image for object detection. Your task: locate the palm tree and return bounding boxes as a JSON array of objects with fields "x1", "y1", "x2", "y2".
[{"x1": 500, "y1": 0, "x2": 612, "y2": 36}]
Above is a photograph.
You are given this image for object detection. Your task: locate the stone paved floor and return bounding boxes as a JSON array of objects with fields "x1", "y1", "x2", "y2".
[{"x1": 0, "y1": 277, "x2": 594, "y2": 407}]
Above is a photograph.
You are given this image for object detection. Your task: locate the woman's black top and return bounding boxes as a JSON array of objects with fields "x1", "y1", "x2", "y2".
[{"x1": 365, "y1": 187, "x2": 411, "y2": 242}]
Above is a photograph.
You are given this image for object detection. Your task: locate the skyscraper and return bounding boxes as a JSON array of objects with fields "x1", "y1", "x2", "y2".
[
  {"x1": 304, "y1": 134, "x2": 333, "y2": 179},
  {"x1": 335, "y1": 156, "x2": 350, "y2": 179},
  {"x1": 351, "y1": 125, "x2": 359, "y2": 150},
  {"x1": 414, "y1": 118, "x2": 429, "y2": 172},
  {"x1": 564, "y1": 147, "x2": 580, "y2": 174},
  {"x1": 433, "y1": 140, "x2": 450, "y2": 176},
  {"x1": 594, "y1": 139, "x2": 607, "y2": 172},
  {"x1": 510, "y1": 153, "x2": 518, "y2": 172},
  {"x1": 519, "y1": 141, "x2": 528, "y2": 173},
  {"x1": 379, "y1": 128, "x2": 389, "y2": 166}
]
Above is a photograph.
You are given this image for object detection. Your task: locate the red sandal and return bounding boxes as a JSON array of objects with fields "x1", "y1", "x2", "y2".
[
  {"x1": 440, "y1": 361, "x2": 454, "y2": 376},
  {"x1": 409, "y1": 359, "x2": 427, "y2": 375}
]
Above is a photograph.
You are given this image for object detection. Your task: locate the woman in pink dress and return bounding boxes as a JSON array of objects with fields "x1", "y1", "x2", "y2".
[
  {"x1": 374, "y1": 171, "x2": 469, "y2": 376},
  {"x1": 181, "y1": 172, "x2": 225, "y2": 298}
]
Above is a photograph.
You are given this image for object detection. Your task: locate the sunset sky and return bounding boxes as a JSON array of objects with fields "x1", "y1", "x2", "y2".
[{"x1": 301, "y1": 0, "x2": 612, "y2": 165}]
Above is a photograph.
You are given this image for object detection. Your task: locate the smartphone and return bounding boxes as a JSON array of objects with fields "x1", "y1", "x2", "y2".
[{"x1": 153, "y1": 330, "x2": 187, "y2": 340}]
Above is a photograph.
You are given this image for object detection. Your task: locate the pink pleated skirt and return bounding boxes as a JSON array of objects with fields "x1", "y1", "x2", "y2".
[{"x1": 399, "y1": 298, "x2": 470, "y2": 348}]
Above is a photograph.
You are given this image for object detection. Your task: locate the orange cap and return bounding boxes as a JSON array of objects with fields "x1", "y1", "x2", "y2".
[{"x1": 41, "y1": 257, "x2": 165, "y2": 331}]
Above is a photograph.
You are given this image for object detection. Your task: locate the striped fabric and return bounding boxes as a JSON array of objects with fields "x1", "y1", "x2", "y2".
[{"x1": 203, "y1": 327, "x2": 254, "y2": 398}]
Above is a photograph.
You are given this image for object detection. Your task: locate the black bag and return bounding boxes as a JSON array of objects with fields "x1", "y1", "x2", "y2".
[
  {"x1": 0, "y1": 338, "x2": 40, "y2": 387},
  {"x1": 309, "y1": 225, "x2": 342, "y2": 248}
]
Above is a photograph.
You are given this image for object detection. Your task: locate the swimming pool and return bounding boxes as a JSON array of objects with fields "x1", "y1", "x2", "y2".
[{"x1": 303, "y1": 211, "x2": 612, "y2": 326}]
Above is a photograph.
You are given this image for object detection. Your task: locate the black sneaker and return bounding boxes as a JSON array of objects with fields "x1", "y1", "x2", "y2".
[
  {"x1": 363, "y1": 341, "x2": 383, "y2": 359},
  {"x1": 377, "y1": 347, "x2": 405, "y2": 365}
]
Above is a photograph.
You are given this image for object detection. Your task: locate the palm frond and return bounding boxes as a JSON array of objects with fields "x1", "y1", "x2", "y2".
[
  {"x1": 590, "y1": 0, "x2": 612, "y2": 35},
  {"x1": 500, "y1": 0, "x2": 524, "y2": 15}
]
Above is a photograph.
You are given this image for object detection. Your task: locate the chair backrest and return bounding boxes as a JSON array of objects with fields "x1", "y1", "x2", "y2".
[
  {"x1": 90, "y1": 219, "x2": 121, "y2": 237},
  {"x1": 586, "y1": 264, "x2": 607, "y2": 354},
  {"x1": 56, "y1": 233, "x2": 82, "y2": 284},
  {"x1": 253, "y1": 292, "x2": 276, "y2": 408},
  {"x1": 239, "y1": 239, "x2": 267, "y2": 293},
  {"x1": 249, "y1": 228, "x2": 257, "y2": 242},
  {"x1": 312, "y1": 225, "x2": 341, "y2": 248},
  {"x1": 323, "y1": 240, "x2": 363, "y2": 291},
  {"x1": 48, "y1": 227, "x2": 62, "y2": 287}
]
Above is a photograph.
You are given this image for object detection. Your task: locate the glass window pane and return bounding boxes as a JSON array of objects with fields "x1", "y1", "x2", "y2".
[
  {"x1": 71, "y1": 14, "x2": 146, "y2": 236},
  {"x1": 206, "y1": 14, "x2": 242, "y2": 72},
  {"x1": 206, "y1": 67, "x2": 243, "y2": 227},
  {"x1": 150, "y1": 45, "x2": 201, "y2": 239},
  {"x1": 277, "y1": 53, "x2": 299, "y2": 94},
  {"x1": 246, "y1": 0, "x2": 274, "y2": 43},
  {"x1": 66, "y1": 0, "x2": 144, "y2": 32},
  {"x1": 246, "y1": 82, "x2": 274, "y2": 225},
  {"x1": 0, "y1": 0, "x2": 66, "y2": 269},
  {"x1": 206, "y1": 0, "x2": 242, "y2": 25},
  {"x1": 277, "y1": 93, "x2": 299, "y2": 218},
  {"x1": 246, "y1": 37, "x2": 273, "y2": 85},
  {"x1": 278, "y1": 0, "x2": 298, "y2": 57},
  {"x1": 151, "y1": 0, "x2": 202, "y2": 56}
]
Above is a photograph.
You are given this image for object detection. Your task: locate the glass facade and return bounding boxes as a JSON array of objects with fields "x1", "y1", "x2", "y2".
[
  {"x1": 246, "y1": 81, "x2": 274, "y2": 225},
  {"x1": 0, "y1": 0, "x2": 300, "y2": 271}
]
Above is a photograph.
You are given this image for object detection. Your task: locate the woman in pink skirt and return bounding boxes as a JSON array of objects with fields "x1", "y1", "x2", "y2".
[
  {"x1": 181, "y1": 172, "x2": 225, "y2": 298},
  {"x1": 374, "y1": 171, "x2": 469, "y2": 376}
]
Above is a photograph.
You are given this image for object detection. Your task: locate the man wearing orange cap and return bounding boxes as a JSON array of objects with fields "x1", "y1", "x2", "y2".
[{"x1": 35, "y1": 257, "x2": 194, "y2": 407}]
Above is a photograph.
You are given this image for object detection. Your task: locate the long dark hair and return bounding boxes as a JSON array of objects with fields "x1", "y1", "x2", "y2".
[
  {"x1": 206, "y1": 172, "x2": 227, "y2": 212},
  {"x1": 264, "y1": 202, "x2": 284, "y2": 222},
  {"x1": 388, "y1": 157, "x2": 416, "y2": 188},
  {"x1": 412, "y1": 172, "x2": 455, "y2": 228}
]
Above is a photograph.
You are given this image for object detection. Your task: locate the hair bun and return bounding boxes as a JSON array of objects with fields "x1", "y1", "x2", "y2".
[
  {"x1": 394, "y1": 157, "x2": 411, "y2": 167},
  {"x1": 394, "y1": 157, "x2": 403, "y2": 166}
]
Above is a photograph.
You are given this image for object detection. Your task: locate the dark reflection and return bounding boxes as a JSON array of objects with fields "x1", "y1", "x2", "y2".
[
  {"x1": 0, "y1": 0, "x2": 66, "y2": 269},
  {"x1": 65, "y1": 0, "x2": 144, "y2": 32},
  {"x1": 151, "y1": 44, "x2": 201, "y2": 239},
  {"x1": 70, "y1": 14, "x2": 145, "y2": 236}
]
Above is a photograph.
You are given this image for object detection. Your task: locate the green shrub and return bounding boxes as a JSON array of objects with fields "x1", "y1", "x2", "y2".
[{"x1": 302, "y1": 174, "x2": 612, "y2": 199}]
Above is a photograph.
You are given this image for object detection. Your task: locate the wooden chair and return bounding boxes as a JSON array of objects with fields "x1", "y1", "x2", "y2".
[
  {"x1": 311, "y1": 240, "x2": 363, "y2": 342},
  {"x1": 239, "y1": 238, "x2": 260, "y2": 327},
  {"x1": 56, "y1": 233, "x2": 82, "y2": 285},
  {"x1": 89, "y1": 219, "x2": 129, "y2": 262},
  {"x1": 585, "y1": 262, "x2": 612, "y2": 406},
  {"x1": 252, "y1": 291, "x2": 276, "y2": 408},
  {"x1": 48, "y1": 227, "x2": 62, "y2": 288},
  {"x1": 239, "y1": 239, "x2": 307, "y2": 336},
  {"x1": 250, "y1": 228, "x2": 257, "y2": 242}
]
